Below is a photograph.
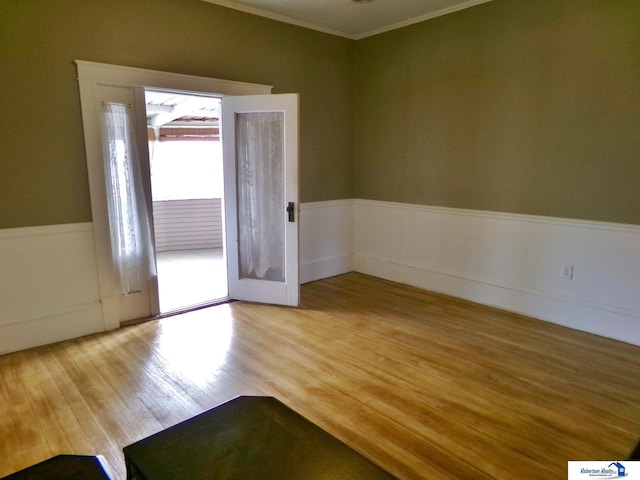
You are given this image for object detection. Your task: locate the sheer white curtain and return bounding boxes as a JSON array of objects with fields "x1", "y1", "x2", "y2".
[
  {"x1": 235, "y1": 112, "x2": 285, "y2": 282},
  {"x1": 102, "y1": 102, "x2": 156, "y2": 295}
]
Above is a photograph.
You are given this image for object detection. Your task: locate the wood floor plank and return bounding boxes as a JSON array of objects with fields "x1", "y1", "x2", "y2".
[
  {"x1": 96, "y1": 330, "x2": 204, "y2": 431},
  {"x1": 45, "y1": 342, "x2": 138, "y2": 480},
  {"x1": 19, "y1": 349, "x2": 76, "y2": 457},
  {"x1": 1, "y1": 273, "x2": 640, "y2": 479},
  {"x1": 0, "y1": 350, "x2": 48, "y2": 474}
]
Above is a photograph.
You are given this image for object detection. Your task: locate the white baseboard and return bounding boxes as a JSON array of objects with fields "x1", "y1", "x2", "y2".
[
  {"x1": 0, "y1": 304, "x2": 104, "y2": 354},
  {"x1": 300, "y1": 254, "x2": 353, "y2": 284},
  {"x1": 353, "y1": 200, "x2": 640, "y2": 346}
]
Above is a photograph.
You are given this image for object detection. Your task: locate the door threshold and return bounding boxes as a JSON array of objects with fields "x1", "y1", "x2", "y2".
[
  {"x1": 157, "y1": 297, "x2": 235, "y2": 319},
  {"x1": 120, "y1": 297, "x2": 235, "y2": 327}
]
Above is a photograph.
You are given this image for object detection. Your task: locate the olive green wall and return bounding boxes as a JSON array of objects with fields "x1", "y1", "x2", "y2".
[
  {"x1": 2, "y1": 0, "x2": 639, "y2": 229},
  {"x1": 0, "y1": 0, "x2": 355, "y2": 228},
  {"x1": 355, "y1": 0, "x2": 640, "y2": 225}
]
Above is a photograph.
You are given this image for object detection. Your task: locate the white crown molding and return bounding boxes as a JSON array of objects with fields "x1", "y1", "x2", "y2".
[
  {"x1": 201, "y1": 0, "x2": 356, "y2": 39},
  {"x1": 354, "y1": 0, "x2": 495, "y2": 39},
  {"x1": 202, "y1": 0, "x2": 496, "y2": 40}
]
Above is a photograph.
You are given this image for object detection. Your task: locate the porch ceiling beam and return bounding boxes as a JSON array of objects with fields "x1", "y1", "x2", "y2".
[{"x1": 148, "y1": 97, "x2": 214, "y2": 127}]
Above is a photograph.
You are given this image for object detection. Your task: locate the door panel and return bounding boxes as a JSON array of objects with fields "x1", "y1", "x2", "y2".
[{"x1": 222, "y1": 94, "x2": 299, "y2": 306}]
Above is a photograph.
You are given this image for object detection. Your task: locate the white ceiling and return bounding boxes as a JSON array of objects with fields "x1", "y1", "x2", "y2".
[{"x1": 202, "y1": 0, "x2": 494, "y2": 39}]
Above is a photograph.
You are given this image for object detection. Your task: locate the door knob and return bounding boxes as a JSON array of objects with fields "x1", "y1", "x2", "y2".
[{"x1": 287, "y1": 202, "x2": 295, "y2": 222}]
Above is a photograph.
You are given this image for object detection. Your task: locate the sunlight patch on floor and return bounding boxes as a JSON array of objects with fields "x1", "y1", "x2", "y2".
[{"x1": 156, "y1": 306, "x2": 234, "y2": 388}]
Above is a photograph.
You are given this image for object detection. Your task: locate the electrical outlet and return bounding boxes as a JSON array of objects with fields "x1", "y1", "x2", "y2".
[{"x1": 562, "y1": 264, "x2": 574, "y2": 280}]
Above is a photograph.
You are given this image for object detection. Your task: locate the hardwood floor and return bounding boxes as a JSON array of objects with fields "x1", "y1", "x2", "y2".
[{"x1": 1, "y1": 273, "x2": 639, "y2": 479}]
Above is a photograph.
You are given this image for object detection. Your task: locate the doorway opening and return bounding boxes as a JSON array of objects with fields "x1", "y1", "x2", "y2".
[{"x1": 145, "y1": 90, "x2": 228, "y2": 314}]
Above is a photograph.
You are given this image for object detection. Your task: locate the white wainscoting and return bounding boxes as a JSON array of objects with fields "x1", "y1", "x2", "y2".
[
  {"x1": 3, "y1": 200, "x2": 637, "y2": 354},
  {"x1": 0, "y1": 223, "x2": 104, "y2": 354},
  {"x1": 299, "y1": 200, "x2": 354, "y2": 284},
  {"x1": 0, "y1": 202, "x2": 355, "y2": 354},
  {"x1": 353, "y1": 199, "x2": 640, "y2": 346}
]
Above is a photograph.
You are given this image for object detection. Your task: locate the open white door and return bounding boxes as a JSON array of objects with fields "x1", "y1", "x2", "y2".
[{"x1": 222, "y1": 94, "x2": 299, "y2": 306}]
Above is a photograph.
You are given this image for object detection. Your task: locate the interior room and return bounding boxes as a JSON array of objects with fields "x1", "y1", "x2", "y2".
[{"x1": 1, "y1": 0, "x2": 639, "y2": 478}]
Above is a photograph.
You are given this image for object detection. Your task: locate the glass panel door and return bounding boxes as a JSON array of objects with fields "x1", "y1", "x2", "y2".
[
  {"x1": 236, "y1": 112, "x2": 285, "y2": 282},
  {"x1": 222, "y1": 94, "x2": 299, "y2": 306}
]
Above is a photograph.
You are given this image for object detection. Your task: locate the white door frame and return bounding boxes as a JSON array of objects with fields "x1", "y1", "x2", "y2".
[{"x1": 76, "y1": 60, "x2": 272, "y2": 330}]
